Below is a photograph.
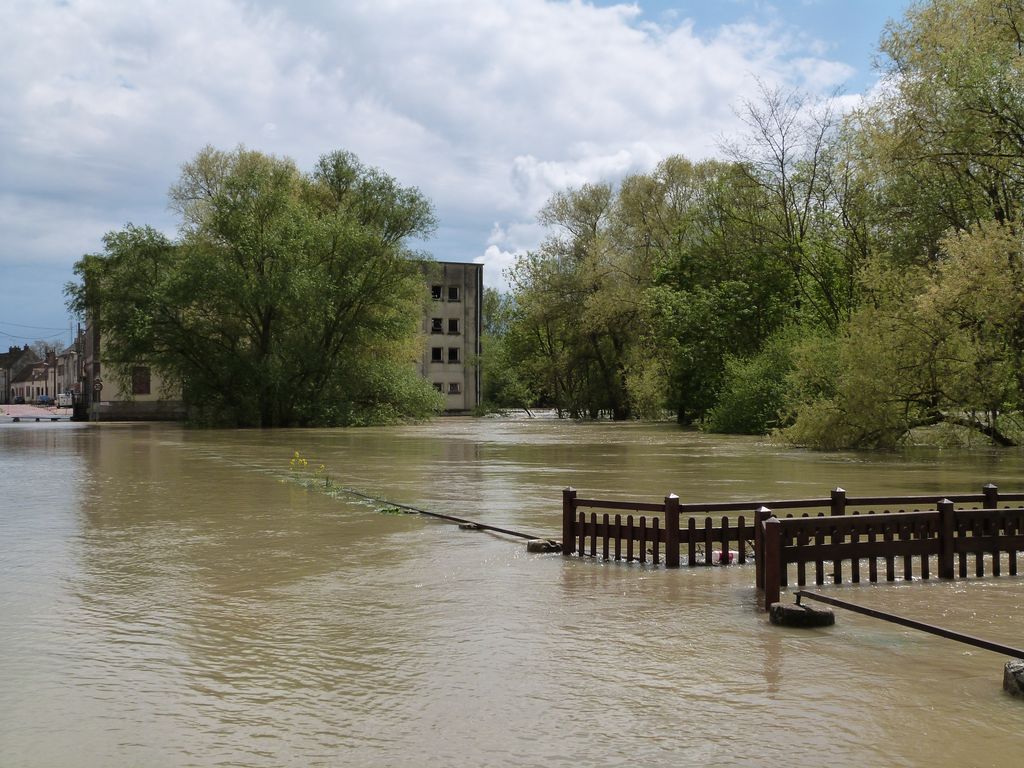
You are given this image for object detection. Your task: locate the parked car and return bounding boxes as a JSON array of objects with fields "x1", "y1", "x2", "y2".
[
  {"x1": 58, "y1": 392, "x2": 73, "y2": 407},
  {"x1": 13, "y1": 396, "x2": 25, "y2": 404},
  {"x1": 37, "y1": 395, "x2": 54, "y2": 406}
]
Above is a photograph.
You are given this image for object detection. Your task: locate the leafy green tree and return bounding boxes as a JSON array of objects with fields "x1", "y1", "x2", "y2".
[
  {"x1": 781, "y1": 0, "x2": 1024, "y2": 448},
  {"x1": 725, "y1": 81, "x2": 868, "y2": 331},
  {"x1": 854, "y1": 0, "x2": 1024, "y2": 264},
  {"x1": 783, "y1": 222, "x2": 1024, "y2": 448},
  {"x1": 505, "y1": 183, "x2": 643, "y2": 419},
  {"x1": 704, "y1": 327, "x2": 799, "y2": 434},
  {"x1": 478, "y1": 288, "x2": 536, "y2": 411},
  {"x1": 501, "y1": 156, "x2": 803, "y2": 423},
  {"x1": 489, "y1": 1, "x2": 1024, "y2": 442},
  {"x1": 624, "y1": 158, "x2": 798, "y2": 423},
  {"x1": 67, "y1": 146, "x2": 443, "y2": 427}
]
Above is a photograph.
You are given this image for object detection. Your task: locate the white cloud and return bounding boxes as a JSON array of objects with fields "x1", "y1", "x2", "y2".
[
  {"x1": 0, "y1": 0, "x2": 864, "y2": 318},
  {"x1": 474, "y1": 220, "x2": 548, "y2": 291},
  {"x1": 508, "y1": 143, "x2": 661, "y2": 214},
  {"x1": 475, "y1": 245, "x2": 518, "y2": 294}
]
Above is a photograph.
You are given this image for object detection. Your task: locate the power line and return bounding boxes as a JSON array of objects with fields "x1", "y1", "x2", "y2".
[
  {"x1": 0, "y1": 329, "x2": 71, "y2": 343},
  {"x1": 0, "y1": 320, "x2": 71, "y2": 331}
]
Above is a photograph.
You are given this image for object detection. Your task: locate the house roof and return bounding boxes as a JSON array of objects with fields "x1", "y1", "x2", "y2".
[
  {"x1": 0, "y1": 345, "x2": 36, "y2": 368},
  {"x1": 11, "y1": 361, "x2": 50, "y2": 385}
]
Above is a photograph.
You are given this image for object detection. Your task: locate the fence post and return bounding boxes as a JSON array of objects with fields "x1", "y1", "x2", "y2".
[
  {"x1": 938, "y1": 498, "x2": 955, "y2": 579},
  {"x1": 763, "y1": 515, "x2": 781, "y2": 610},
  {"x1": 754, "y1": 506, "x2": 772, "y2": 590},
  {"x1": 983, "y1": 483, "x2": 998, "y2": 509},
  {"x1": 831, "y1": 487, "x2": 847, "y2": 516},
  {"x1": 562, "y1": 487, "x2": 577, "y2": 555},
  {"x1": 664, "y1": 493, "x2": 680, "y2": 568}
]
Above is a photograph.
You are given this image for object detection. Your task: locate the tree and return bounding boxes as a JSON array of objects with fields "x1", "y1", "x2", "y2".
[
  {"x1": 855, "y1": 0, "x2": 1024, "y2": 264},
  {"x1": 478, "y1": 288, "x2": 536, "y2": 411},
  {"x1": 67, "y1": 146, "x2": 444, "y2": 427},
  {"x1": 500, "y1": 156, "x2": 803, "y2": 423},
  {"x1": 504, "y1": 183, "x2": 643, "y2": 419},
  {"x1": 782, "y1": 222, "x2": 1024, "y2": 448},
  {"x1": 724, "y1": 81, "x2": 868, "y2": 331},
  {"x1": 635, "y1": 158, "x2": 799, "y2": 423},
  {"x1": 28, "y1": 340, "x2": 55, "y2": 359},
  {"x1": 780, "y1": 0, "x2": 1024, "y2": 448}
]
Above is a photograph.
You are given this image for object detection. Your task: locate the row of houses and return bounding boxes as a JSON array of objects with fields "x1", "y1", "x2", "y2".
[
  {"x1": 71, "y1": 261, "x2": 483, "y2": 420},
  {"x1": 0, "y1": 344, "x2": 83, "y2": 405}
]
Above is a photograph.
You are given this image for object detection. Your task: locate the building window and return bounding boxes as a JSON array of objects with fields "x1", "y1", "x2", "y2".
[
  {"x1": 431, "y1": 347, "x2": 443, "y2": 363},
  {"x1": 448, "y1": 285, "x2": 460, "y2": 302},
  {"x1": 447, "y1": 347, "x2": 460, "y2": 363},
  {"x1": 132, "y1": 366, "x2": 151, "y2": 395},
  {"x1": 431, "y1": 317, "x2": 443, "y2": 334},
  {"x1": 447, "y1": 318, "x2": 460, "y2": 335},
  {"x1": 431, "y1": 285, "x2": 443, "y2": 301},
  {"x1": 432, "y1": 382, "x2": 443, "y2": 392},
  {"x1": 448, "y1": 382, "x2": 461, "y2": 394}
]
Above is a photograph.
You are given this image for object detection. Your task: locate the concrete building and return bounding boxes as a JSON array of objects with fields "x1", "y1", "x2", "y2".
[{"x1": 420, "y1": 261, "x2": 483, "y2": 414}]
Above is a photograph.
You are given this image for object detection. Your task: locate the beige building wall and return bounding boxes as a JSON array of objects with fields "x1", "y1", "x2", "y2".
[
  {"x1": 87, "y1": 364, "x2": 185, "y2": 420},
  {"x1": 82, "y1": 318, "x2": 185, "y2": 421},
  {"x1": 420, "y1": 261, "x2": 482, "y2": 414}
]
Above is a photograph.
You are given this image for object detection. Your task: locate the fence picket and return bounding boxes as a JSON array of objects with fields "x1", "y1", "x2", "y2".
[
  {"x1": 901, "y1": 521, "x2": 913, "y2": 581},
  {"x1": 974, "y1": 517, "x2": 984, "y2": 577},
  {"x1": 884, "y1": 523, "x2": 895, "y2": 582},
  {"x1": 919, "y1": 519, "x2": 930, "y2": 580},
  {"x1": 832, "y1": 522, "x2": 843, "y2": 584},
  {"x1": 797, "y1": 526, "x2": 808, "y2": 587},
  {"x1": 1010, "y1": 514, "x2": 1019, "y2": 577},
  {"x1": 814, "y1": 522, "x2": 825, "y2": 586},
  {"x1": 851, "y1": 524, "x2": 861, "y2": 584},
  {"x1": 868, "y1": 526, "x2": 878, "y2": 583}
]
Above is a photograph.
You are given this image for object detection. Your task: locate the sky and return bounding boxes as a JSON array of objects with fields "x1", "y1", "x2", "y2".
[{"x1": 0, "y1": 0, "x2": 910, "y2": 350}]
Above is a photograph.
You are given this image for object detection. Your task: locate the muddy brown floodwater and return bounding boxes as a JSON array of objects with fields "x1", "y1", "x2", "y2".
[{"x1": 1, "y1": 417, "x2": 1023, "y2": 766}]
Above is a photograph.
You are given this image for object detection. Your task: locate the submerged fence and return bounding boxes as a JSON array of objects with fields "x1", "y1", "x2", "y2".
[
  {"x1": 562, "y1": 488, "x2": 758, "y2": 566},
  {"x1": 560, "y1": 484, "x2": 1024, "y2": 609},
  {"x1": 756, "y1": 491, "x2": 1024, "y2": 608}
]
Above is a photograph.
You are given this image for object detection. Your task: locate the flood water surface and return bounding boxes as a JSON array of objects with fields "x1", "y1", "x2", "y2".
[{"x1": 1, "y1": 419, "x2": 1023, "y2": 766}]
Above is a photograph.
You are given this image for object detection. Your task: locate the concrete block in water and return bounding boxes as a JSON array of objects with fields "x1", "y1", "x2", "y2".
[
  {"x1": 526, "y1": 539, "x2": 561, "y2": 553},
  {"x1": 1004, "y1": 660, "x2": 1024, "y2": 697},
  {"x1": 769, "y1": 601, "x2": 835, "y2": 628}
]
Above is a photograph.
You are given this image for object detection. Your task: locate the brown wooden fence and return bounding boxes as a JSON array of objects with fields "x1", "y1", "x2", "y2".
[
  {"x1": 561, "y1": 485, "x2": 1024, "y2": 606},
  {"x1": 561, "y1": 490, "x2": 755, "y2": 567},
  {"x1": 755, "y1": 485, "x2": 1024, "y2": 609},
  {"x1": 562, "y1": 486, "x2": 855, "y2": 567}
]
